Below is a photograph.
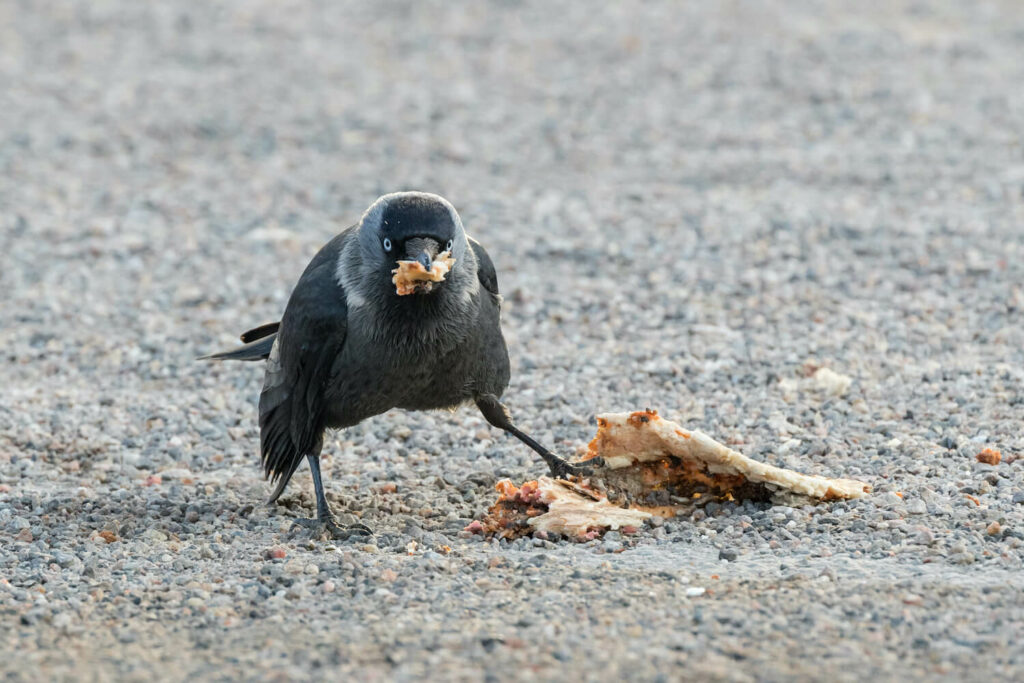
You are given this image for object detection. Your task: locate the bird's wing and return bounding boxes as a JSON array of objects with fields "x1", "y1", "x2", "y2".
[
  {"x1": 468, "y1": 237, "x2": 500, "y2": 298},
  {"x1": 258, "y1": 236, "x2": 350, "y2": 496}
]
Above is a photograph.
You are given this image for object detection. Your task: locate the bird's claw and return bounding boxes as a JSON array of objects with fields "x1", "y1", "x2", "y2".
[
  {"x1": 293, "y1": 516, "x2": 374, "y2": 541},
  {"x1": 547, "y1": 456, "x2": 604, "y2": 480},
  {"x1": 332, "y1": 521, "x2": 374, "y2": 540}
]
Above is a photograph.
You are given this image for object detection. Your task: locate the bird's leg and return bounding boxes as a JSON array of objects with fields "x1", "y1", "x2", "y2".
[
  {"x1": 475, "y1": 394, "x2": 603, "y2": 479},
  {"x1": 296, "y1": 454, "x2": 373, "y2": 540}
]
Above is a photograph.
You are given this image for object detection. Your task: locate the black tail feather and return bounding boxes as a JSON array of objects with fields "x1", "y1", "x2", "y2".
[
  {"x1": 265, "y1": 457, "x2": 303, "y2": 505},
  {"x1": 198, "y1": 333, "x2": 277, "y2": 362},
  {"x1": 240, "y1": 322, "x2": 281, "y2": 344}
]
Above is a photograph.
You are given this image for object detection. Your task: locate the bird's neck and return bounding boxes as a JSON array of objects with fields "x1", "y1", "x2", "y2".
[{"x1": 373, "y1": 283, "x2": 477, "y2": 354}]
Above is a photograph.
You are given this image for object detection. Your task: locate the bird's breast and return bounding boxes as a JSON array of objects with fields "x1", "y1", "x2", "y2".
[{"x1": 323, "y1": 328, "x2": 476, "y2": 427}]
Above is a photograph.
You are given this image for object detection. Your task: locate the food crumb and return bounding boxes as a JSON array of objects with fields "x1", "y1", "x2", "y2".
[{"x1": 977, "y1": 448, "x2": 1001, "y2": 465}]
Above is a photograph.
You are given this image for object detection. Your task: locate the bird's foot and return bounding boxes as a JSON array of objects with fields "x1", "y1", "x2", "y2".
[
  {"x1": 546, "y1": 455, "x2": 604, "y2": 480},
  {"x1": 292, "y1": 515, "x2": 373, "y2": 541}
]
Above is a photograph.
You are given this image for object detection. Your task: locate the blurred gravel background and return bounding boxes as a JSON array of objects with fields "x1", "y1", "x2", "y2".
[{"x1": 3, "y1": 1, "x2": 1024, "y2": 681}]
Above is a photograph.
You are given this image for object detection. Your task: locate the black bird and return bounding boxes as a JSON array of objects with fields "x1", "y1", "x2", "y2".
[{"x1": 202, "y1": 192, "x2": 591, "y2": 538}]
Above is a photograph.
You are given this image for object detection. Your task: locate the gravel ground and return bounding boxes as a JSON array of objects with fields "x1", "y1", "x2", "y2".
[{"x1": 3, "y1": 1, "x2": 1024, "y2": 681}]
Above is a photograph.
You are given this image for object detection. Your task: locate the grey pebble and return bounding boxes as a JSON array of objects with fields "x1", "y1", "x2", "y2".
[{"x1": 906, "y1": 499, "x2": 928, "y2": 515}]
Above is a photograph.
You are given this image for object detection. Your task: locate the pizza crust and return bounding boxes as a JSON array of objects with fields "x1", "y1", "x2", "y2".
[
  {"x1": 467, "y1": 478, "x2": 652, "y2": 540},
  {"x1": 583, "y1": 410, "x2": 870, "y2": 503},
  {"x1": 391, "y1": 251, "x2": 456, "y2": 295},
  {"x1": 469, "y1": 409, "x2": 870, "y2": 540}
]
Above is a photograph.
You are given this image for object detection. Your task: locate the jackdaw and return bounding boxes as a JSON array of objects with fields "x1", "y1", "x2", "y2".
[{"x1": 201, "y1": 191, "x2": 593, "y2": 538}]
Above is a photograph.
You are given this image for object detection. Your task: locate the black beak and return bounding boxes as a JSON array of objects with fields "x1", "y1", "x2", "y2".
[{"x1": 416, "y1": 251, "x2": 432, "y2": 271}]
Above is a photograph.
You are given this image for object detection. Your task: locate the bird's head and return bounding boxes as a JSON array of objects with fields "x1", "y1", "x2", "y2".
[{"x1": 356, "y1": 192, "x2": 470, "y2": 297}]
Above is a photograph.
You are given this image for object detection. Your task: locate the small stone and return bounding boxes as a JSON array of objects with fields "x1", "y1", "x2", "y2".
[
  {"x1": 685, "y1": 587, "x2": 706, "y2": 597},
  {"x1": 390, "y1": 425, "x2": 412, "y2": 440},
  {"x1": 1012, "y1": 492, "x2": 1024, "y2": 505},
  {"x1": 902, "y1": 594, "x2": 923, "y2": 606},
  {"x1": 986, "y1": 521, "x2": 1002, "y2": 535},
  {"x1": 322, "y1": 581, "x2": 336, "y2": 593},
  {"x1": 285, "y1": 585, "x2": 309, "y2": 600},
  {"x1": 906, "y1": 499, "x2": 927, "y2": 515},
  {"x1": 142, "y1": 529, "x2": 167, "y2": 542},
  {"x1": 949, "y1": 552, "x2": 975, "y2": 565},
  {"x1": 718, "y1": 549, "x2": 738, "y2": 562},
  {"x1": 53, "y1": 551, "x2": 77, "y2": 568},
  {"x1": 878, "y1": 492, "x2": 903, "y2": 507},
  {"x1": 8, "y1": 516, "x2": 30, "y2": 532}
]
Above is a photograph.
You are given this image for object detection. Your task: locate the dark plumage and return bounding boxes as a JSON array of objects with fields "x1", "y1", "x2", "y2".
[{"x1": 201, "y1": 192, "x2": 589, "y2": 537}]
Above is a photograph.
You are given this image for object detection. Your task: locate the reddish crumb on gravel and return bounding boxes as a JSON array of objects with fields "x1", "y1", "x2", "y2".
[
  {"x1": 373, "y1": 481, "x2": 398, "y2": 493},
  {"x1": 98, "y1": 531, "x2": 118, "y2": 544},
  {"x1": 143, "y1": 475, "x2": 162, "y2": 486},
  {"x1": 987, "y1": 521, "x2": 1002, "y2": 535},
  {"x1": 470, "y1": 480, "x2": 550, "y2": 539},
  {"x1": 976, "y1": 448, "x2": 1001, "y2": 465},
  {"x1": 266, "y1": 547, "x2": 287, "y2": 559}
]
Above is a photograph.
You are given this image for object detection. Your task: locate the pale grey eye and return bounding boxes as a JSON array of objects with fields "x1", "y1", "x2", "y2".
[
  {"x1": 383, "y1": 238, "x2": 392, "y2": 252},
  {"x1": 445, "y1": 239, "x2": 453, "y2": 252}
]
